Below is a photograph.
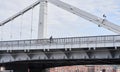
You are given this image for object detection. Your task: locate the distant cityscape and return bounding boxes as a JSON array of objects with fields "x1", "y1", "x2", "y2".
[{"x1": 46, "y1": 65, "x2": 120, "y2": 72}]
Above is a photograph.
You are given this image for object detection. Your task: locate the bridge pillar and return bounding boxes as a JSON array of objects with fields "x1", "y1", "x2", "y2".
[{"x1": 38, "y1": 0, "x2": 48, "y2": 39}]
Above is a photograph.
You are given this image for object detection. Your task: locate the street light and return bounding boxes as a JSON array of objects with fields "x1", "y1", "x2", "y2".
[{"x1": 0, "y1": 66, "x2": 5, "y2": 71}]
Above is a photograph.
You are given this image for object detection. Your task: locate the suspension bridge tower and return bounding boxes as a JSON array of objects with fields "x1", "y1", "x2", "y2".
[{"x1": 38, "y1": 0, "x2": 48, "y2": 39}]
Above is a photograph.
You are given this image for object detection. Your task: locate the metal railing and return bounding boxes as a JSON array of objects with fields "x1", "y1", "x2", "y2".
[
  {"x1": 0, "y1": 35, "x2": 120, "y2": 49},
  {"x1": 0, "y1": 70, "x2": 13, "y2": 72}
]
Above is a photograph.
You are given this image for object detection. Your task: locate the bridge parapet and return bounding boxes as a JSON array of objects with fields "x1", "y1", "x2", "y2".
[{"x1": 0, "y1": 35, "x2": 120, "y2": 51}]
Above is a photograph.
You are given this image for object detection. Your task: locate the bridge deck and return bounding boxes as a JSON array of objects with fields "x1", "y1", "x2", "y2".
[
  {"x1": 0, "y1": 35, "x2": 120, "y2": 51},
  {"x1": 0, "y1": 35, "x2": 120, "y2": 64}
]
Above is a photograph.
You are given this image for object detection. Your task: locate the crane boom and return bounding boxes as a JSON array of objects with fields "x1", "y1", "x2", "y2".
[{"x1": 49, "y1": 0, "x2": 120, "y2": 34}]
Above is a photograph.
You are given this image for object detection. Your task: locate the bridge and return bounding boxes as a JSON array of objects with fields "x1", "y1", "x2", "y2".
[{"x1": 0, "y1": 0, "x2": 120, "y2": 72}]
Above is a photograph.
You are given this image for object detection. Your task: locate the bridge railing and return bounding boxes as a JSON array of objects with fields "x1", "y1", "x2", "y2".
[
  {"x1": 0, "y1": 35, "x2": 120, "y2": 50},
  {"x1": 0, "y1": 70, "x2": 13, "y2": 72}
]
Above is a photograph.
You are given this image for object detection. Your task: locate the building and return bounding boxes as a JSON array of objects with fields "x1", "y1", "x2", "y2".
[
  {"x1": 116, "y1": 66, "x2": 120, "y2": 72},
  {"x1": 49, "y1": 65, "x2": 88, "y2": 72},
  {"x1": 94, "y1": 65, "x2": 114, "y2": 72},
  {"x1": 48, "y1": 65, "x2": 115, "y2": 72}
]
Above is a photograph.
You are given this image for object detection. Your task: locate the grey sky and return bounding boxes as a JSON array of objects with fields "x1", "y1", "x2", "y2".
[{"x1": 0, "y1": 0, "x2": 120, "y2": 40}]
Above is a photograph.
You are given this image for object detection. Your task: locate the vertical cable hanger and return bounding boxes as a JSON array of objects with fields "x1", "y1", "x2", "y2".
[
  {"x1": 9, "y1": 20, "x2": 13, "y2": 52},
  {"x1": 20, "y1": 14, "x2": 23, "y2": 40},
  {"x1": 0, "y1": 26, "x2": 3, "y2": 50},
  {"x1": 0, "y1": 26, "x2": 3, "y2": 41},
  {"x1": 30, "y1": 8, "x2": 34, "y2": 39},
  {"x1": 10, "y1": 20, "x2": 13, "y2": 40}
]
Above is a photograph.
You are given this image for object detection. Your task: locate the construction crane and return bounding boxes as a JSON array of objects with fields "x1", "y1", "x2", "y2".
[{"x1": 0, "y1": 0, "x2": 120, "y2": 35}]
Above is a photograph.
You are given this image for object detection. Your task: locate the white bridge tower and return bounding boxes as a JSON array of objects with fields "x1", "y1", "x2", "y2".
[{"x1": 38, "y1": 0, "x2": 48, "y2": 39}]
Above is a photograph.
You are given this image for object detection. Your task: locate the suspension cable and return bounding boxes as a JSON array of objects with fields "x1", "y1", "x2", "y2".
[
  {"x1": 20, "y1": 14, "x2": 23, "y2": 40},
  {"x1": 30, "y1": 8, "x2": 34, "y2": 39}
]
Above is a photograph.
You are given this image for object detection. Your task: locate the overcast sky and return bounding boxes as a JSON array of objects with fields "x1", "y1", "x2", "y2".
[{"x1": 0, "y1": 0, "x2": 120, "y2": 40}]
